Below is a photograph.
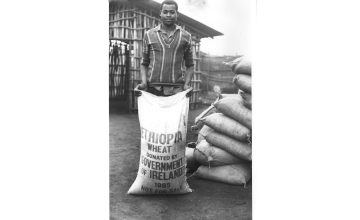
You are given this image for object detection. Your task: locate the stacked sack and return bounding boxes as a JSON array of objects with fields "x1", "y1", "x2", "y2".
[
  {"x1": 225, "y1": 55, "x2": 252, "y2": 110},
  {"x1": 185, "y1": 56, "x2": 252, "y2": 186}
]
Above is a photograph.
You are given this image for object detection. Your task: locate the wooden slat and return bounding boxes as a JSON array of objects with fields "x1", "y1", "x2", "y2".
[
  {"x1": 120, "y1": 45, "x2": 125, "y2": 98},
  {"x1": 109, "y1": 9, "x2": 136, "y2": 15},
  {"x1": 120, "y1": 5, "x2": 124, "y2": 38},
  {"x1": 132, "y1": 10, "x2": 162, "y2": 23},
  {"x1": 125, "y1": 5, "x2": 128, "y2": 39},
  {"x1": 109, "y1": 37, "x2": 142, "y2": 41},
  {"x1": 109, "y1": 5, "x2": 112, "y2": 37},
  {"x1": 109, "y1": 16, "x2": 136, "y2": 23},
  {"x1": 133, "y1": 11, "x2": 139, "y2": 109}
]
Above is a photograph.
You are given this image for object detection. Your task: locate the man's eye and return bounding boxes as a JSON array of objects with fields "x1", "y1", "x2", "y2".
[{"x1": 162, "y1": 10, "x2": 175, "y2": 14}]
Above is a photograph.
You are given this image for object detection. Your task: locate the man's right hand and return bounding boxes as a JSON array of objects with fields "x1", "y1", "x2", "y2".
[{"x1": 134, "y1": 83, "x2": 147, "y2": 97}]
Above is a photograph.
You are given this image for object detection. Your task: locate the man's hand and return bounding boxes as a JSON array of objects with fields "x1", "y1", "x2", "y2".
[
  {"x1": 183, "y1": 85, "x2": 193, "y2": 98},
  {"x1": 134, "y1": 83, "x2": 147, "y2": 97}
]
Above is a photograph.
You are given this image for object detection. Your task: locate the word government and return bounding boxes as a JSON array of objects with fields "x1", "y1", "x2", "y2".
[
  {"x1": 141, "y1": 156, "x2": 184, "y2": 172},
  {"x1": 141, "y1": 127, "x2": 183, "y2": 145}
]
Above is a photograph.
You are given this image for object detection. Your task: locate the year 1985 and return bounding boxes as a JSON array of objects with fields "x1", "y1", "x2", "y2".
[{"x1": 154, "y1": 182, "x2": 170, "y2": 188}]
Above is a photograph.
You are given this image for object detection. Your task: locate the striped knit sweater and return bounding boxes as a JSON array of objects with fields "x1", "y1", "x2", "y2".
[{"x1": 141, "y1": 24, "x2": 194, "y2": 87}]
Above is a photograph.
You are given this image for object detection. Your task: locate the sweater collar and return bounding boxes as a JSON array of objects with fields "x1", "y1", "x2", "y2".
[{"x1": 156, "y1": 24, "x2": 181, "y2": 33}]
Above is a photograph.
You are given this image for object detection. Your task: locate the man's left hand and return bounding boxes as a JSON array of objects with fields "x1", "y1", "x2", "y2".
[{"x1": 183, "y1": 85, "x2": 193, "y2": 98}]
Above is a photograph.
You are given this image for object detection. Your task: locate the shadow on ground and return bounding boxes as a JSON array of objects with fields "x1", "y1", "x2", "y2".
[{"x1": 110, "y1": 102, "x2": 252, "y2": 220}]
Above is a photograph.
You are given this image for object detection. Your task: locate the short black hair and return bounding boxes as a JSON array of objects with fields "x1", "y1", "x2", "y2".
[{"x1": 160, "y1": 0, "x2": 178, "y2": 12}]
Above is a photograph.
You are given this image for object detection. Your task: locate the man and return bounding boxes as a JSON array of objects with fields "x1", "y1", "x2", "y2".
[{"x1": 135, "y1": 0, "x2": 194, "y2": 97}]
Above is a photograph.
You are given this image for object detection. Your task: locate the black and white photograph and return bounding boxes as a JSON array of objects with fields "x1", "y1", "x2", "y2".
[
  {"x1": 109, "y1": 0, "x2": 253, "y2": 219},
  {"x1": 2, "y1": 0, "x2": 360, "y2": 219}
]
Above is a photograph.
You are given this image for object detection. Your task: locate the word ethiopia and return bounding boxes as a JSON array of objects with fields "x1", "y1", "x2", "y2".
[{"x1": 141, "y1": 127, "x2": 183, "y2": 145}]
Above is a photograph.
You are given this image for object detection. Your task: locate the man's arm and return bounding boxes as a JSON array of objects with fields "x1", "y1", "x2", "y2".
[
  {"x1": 183, "y1": 34, "x2": 195, "y2": 94},
  {"x1": 139, "y1": 64, "x2": 149, "y2": 90},
  {"x1": 139, "y1": 32, "x2": 150, "y2": 90},
  {"x1": 183, "y1": 65, "x2": 194, "y2": 90},
  {"x1": 135, "y1": 32, "x2": 150, "y2": 96},
  {"x1": 135, "y1": 65, "x2": 148, "y2": 96}
]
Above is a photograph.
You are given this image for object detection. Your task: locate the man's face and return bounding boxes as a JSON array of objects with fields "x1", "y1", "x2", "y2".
[{"x1": 160, "y1": 4, "x2": 178, "y2": 26}]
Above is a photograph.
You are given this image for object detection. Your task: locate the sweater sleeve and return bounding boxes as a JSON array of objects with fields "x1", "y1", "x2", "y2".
[
  {"x1": 141, "y1": 32, "x2": 150, "y2": 66},
  {"x1": 183, "y1": 34, "x2": 194, "y2": 67}
]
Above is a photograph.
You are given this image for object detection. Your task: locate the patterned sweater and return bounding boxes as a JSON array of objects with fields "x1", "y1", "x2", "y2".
[{"x1": 141, "y1": 24, "x2": 194, "y2": 87}]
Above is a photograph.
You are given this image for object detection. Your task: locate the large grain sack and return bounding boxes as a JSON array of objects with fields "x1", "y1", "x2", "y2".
[
  {"x1": 128, "y1": 90, "x2": 193, "y2": 195},
  {"x1": 194, "y1": 140, "x2": 249, "y2": 166},
  {"x1": 239, "y1": 92, "x2": 252, "y2": 110},
  {"x1": 233, "y1": 56, "x2": 251, "y2": 75},
  {"x1": 200, "y1": 128, "x2": 252, "y2": 161},
  {"x1": 213, "y1": 97, "x2": 252, "y2": 130},
  {"x1": 219, "y1": 93, "x2": 242, "y2": 100},
  {"x1": 201, "y1": 113, "x2": 251, "y2": 142},
  {"x1": 223, "y1": 56, "x2": 243, "y2": 69},
  {"x1": 185, "y1": 147, "x2": 201, "y2": 172},
  {"x1": 233, "y1": 74, "x2": 251, "y2": 94},
  {"x1": 191, "y1": 104, "x2": 219, "y2": 132},
  {"x1": 194, "y1": 163, "x2": 252, "y2": 185},
  {"x1": 197, "y1": 125, "x2": 213, "y2": 142},
  {"x1": 197, "y1": 133, "x2": 205, "y2": 142},
  {"x1": 223, "y1": 55, "x2": 251, "y2": 75}
]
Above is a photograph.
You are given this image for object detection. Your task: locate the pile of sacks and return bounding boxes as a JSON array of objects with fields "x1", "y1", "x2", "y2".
[{"x1": 186, "y1": 55, "x2": 252, "y2": 186}]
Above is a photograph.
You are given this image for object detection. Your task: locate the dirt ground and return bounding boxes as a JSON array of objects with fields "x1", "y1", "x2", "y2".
[{"x1": 109, "y1": 101, "x2": 252, "y2": 220}]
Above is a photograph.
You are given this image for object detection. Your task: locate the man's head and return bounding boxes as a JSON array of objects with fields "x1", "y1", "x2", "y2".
[
  {"x1": 160, "y1": 0, "x2": 178, "y2": 12},
  {"x1": 160, "y1": 1, "x2": 178, "y2": 27}
]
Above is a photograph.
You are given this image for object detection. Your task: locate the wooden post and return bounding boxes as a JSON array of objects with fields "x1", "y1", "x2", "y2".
[
  {"x1": 133, "y1": 7, "x2": 139, "y2": 110},
  {"x1": 190, "y1": 36, "x2": 202, "y2": 109},
  {"x1": 125, "y1": 44, "x2": 130, "y2": 113},
  {"x1": 114, "y1": 4, "x2": 118, "y2": 39},
  {"x1": 207, "y1": 56, "x2": 210, "y2": 92}
]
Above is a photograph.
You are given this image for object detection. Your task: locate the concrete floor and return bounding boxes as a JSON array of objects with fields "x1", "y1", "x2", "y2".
[{"x1": 109, "y1": 102, "x2": 252, "y2": 220}]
